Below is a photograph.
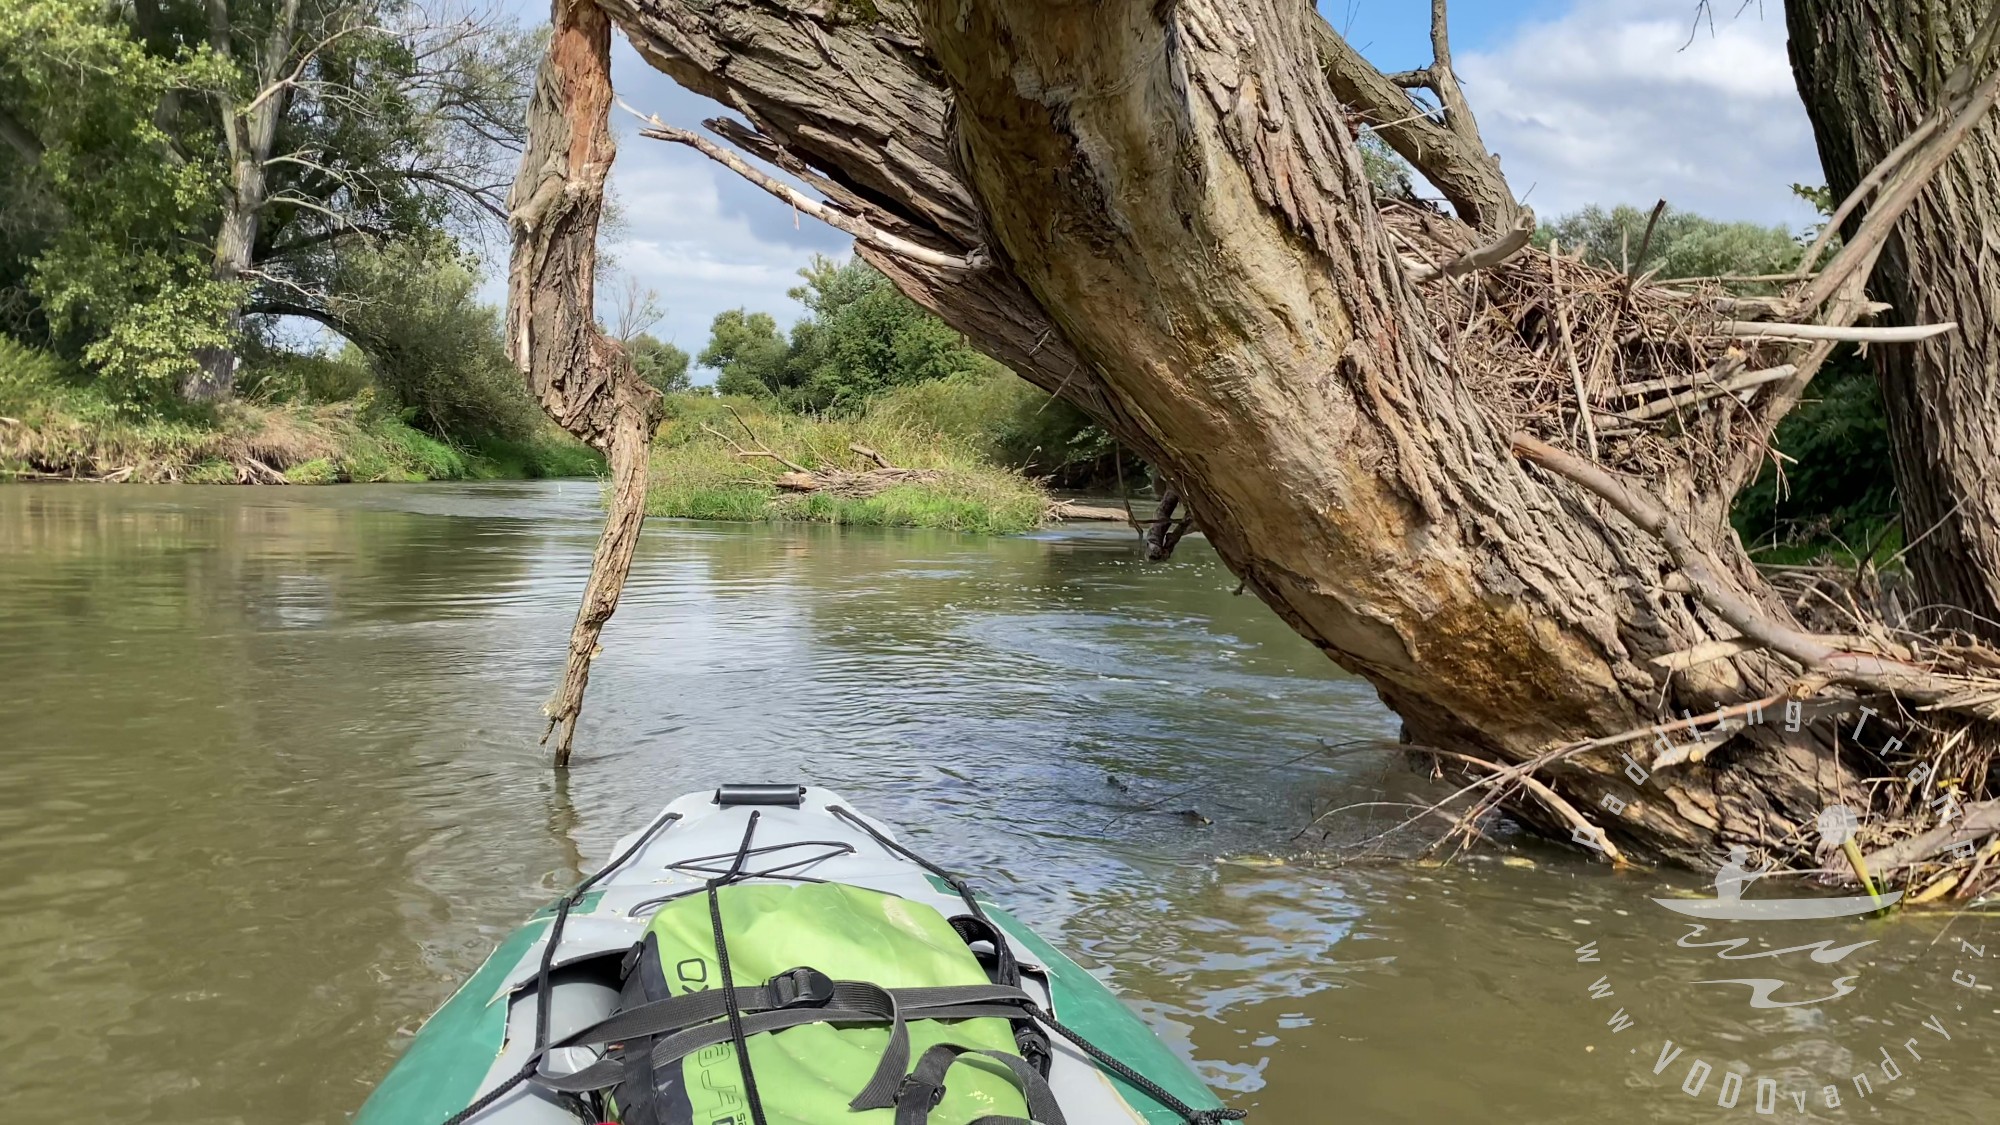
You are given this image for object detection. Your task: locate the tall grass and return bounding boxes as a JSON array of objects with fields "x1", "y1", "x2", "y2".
[
  {"x1": 646, "y1": 395, "x2": 1046, "y2": 533},
  {"x1": 868, "y1": 368, "x2": 1114, "y2": 486}
]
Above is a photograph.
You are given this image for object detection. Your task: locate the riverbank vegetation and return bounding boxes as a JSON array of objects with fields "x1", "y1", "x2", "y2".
[
  {"x1": 646, "y1": 395, "x2": 1046, "y2": 533},
  {"x1": 0, "y1": 0, "x2": 596, "y2": 483},
  {"x1": 643, "y1": 255, "x2": 1116, "y2": 531}
]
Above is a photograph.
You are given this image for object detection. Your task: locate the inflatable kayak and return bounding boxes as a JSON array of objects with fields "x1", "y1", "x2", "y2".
[{"x1": 357, "y1": 785, "x2": 1241, "y2": 1125}]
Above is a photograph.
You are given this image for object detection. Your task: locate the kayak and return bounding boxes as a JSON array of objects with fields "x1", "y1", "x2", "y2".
[{"x1": 357, "y1": 785, "x2": 1239, "y2": 1125}]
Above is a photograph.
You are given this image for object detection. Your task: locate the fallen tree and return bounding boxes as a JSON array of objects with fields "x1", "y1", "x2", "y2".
[{"x1": 517, "y1": 0, "x2": 2000, "y2": 888}]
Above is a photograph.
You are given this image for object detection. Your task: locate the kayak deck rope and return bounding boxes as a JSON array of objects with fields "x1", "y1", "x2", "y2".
[
  {"x1": 436, "y1": 810, "x2": 682, "y2": 1125},
  {"x1": 441, "y1": 802, "x2": 1245, "y2": 1125}
]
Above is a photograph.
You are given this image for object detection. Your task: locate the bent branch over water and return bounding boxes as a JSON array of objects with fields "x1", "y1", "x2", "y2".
[{"x1": 506, "y1": 0, "x2": 664, "y2": 767}]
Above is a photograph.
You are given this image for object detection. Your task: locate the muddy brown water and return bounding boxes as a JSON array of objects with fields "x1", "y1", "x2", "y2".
[{"x1": 3, "y1": 481, "x2": 1997, "y2": 1124}]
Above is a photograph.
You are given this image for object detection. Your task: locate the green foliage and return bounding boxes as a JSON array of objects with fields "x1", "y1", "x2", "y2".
[
  {"x1": 462, "y1": 433, "x2": 602, "y2": 480},
  {"x1": 0, "y1": 0, "x2": 533, "y2": 423},
  {"x1": 237, "y1": 342, "x2": 373, "y2": 404},
  {"x1": 627, "y1": 333, "x2": 692, "y2": 395},
  {"x1": 646, "y1": 394, "x2": 1046, "y2": 533},
  {"x1": 1360, "y1": 133, "x2": 1415, "y2": 201},
  {"x1": 0, "y1": 0, "x2": 237, "y2": 399},
  {"x1": 326, "y1": 241, "x2": 543, "y2": 442},
  {"x1": 1538, "y1": 204, "x2": 1803, "y2": 280},
  {"x1": 695, "y1": 257, "x2": 1012, "y2": 415},
  {"x1": 1732, "y1": 356, "x2": 1897, "y2": 559},
  {"x1": 699, "y1": 308, "x2": 790, "y2": 399},
  {"x1": 283, "y1": 457, "x2": 338, "y2": 484},
  {"x1": 780, "y1": 255, "x2": 1003, "y2": 414},
  {"x1": 0, "y1": 335, "x2": 597, "y2": 482},
  {"x1": 1791, "y1": 183, "x2": 1835, "y2": 217}
]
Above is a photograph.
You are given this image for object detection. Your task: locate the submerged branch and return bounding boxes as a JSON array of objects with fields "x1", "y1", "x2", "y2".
[{"x1": 506, "y1": 0, "x2": 664, "y2": 767}]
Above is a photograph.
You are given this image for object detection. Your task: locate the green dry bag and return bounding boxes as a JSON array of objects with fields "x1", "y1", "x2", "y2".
[{"x1": 607, "y1": 882, "x2": 1036, "y2": 1125}]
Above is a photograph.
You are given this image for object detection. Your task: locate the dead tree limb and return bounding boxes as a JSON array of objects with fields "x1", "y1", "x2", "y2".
[
  {"x1": 1420, "y1": 747, "x2": 1628, "y2": 864},
  {"x1": 1312, "y1": 0, "x2": 1522, "y2": 233},
  {"x1": 506, "y1": 0, "x2": 665, "y2": 767},
  {"x1": 1409, "y1": 210, "x2": 1537, "y2": 283},
  {"x1": 624, "y1": 105, "x2": 980, "y2": 271}
]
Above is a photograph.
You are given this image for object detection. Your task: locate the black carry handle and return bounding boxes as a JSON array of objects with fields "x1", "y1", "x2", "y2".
[{"x1": 715, "y1": 784, "x2": 807, "y2": 808}]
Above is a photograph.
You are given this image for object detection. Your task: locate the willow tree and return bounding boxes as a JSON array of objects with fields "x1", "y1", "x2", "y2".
[
  {"x1": 1787, "y1": 2, "x2": 2000, "y2": 645},
  {"x1": 515, "y1": 0, "x2": 2000, "y2": 875}
]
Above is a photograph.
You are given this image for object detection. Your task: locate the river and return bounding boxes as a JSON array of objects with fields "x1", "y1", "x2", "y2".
[{"x1": 2, "y1": 480, "x2": 1995, "y2": 1123}]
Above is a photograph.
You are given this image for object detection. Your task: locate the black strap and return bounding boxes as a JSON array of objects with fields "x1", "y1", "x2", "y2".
[
  {"x1": 435, "y1": 811, "x2": 683, "y2": 1125},
  {"x1": 892, "y1": 1043, "x2": 1068, "y2": 1125},
  {"x1": 534, "y1": 981, "x2": 1036, "y2": 1096},
  {"x1": 709, "y1": 813, "x2": 771, "y2": 1125}
]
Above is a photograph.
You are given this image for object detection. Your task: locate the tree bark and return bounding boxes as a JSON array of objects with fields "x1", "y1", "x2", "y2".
[
  {"x1": 507, "y1": 0, "x2": 664, "y2": 767},
  {"x1": 1788, "y1": 0, "x2": 2000, "y2": 642},
  {"x1": 188, "y1": 0, "x2": 299, "y2": 402},
  {"x1": 594, "y1": 0, "x2": 1910, "y2": 862}
]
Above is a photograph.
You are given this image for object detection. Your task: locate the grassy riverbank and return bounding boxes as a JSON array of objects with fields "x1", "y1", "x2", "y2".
[
  {"x1": 1, "y1": 341, "x2": 598, "y2": 484},
  {"x1": 646, "y1": 395, "x2": 1047, "y2": 533}
]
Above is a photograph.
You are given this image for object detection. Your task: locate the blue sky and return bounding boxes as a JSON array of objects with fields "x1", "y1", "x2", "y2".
[{"x1": 483, "y1": 1, "x2": 1821, "y2": 369}]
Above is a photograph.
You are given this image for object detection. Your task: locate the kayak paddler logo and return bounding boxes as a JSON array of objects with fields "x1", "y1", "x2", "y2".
[
  {"x1": 1659, "y1": 806, "x2": 1898, "y2": 923},
  {"x1": 1559, "y1": 703, "x2": 1988, "y2": 1116},
  {"x1": 1662, "y1": 805, "x2": 1894, "y2": 1014}
]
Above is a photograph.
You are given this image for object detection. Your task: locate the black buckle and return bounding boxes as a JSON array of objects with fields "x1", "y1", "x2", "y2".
[
  {"x1": 767, "y1": 966, "x2": 835, "y2": 1009},
  {"x1": 897, "y1": 1075, "x2": 947, "y2": 1109}
]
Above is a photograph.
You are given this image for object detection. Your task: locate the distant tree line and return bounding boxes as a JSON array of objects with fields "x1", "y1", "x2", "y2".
[{"x1": 0, "y1": 0, "x2": 551, "y2": 450}]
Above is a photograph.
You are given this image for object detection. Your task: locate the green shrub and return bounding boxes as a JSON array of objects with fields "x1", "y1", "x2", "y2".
[
  {"x1": 283, "y1": 457, "x2": 338, "y2": 484},
  {"x1": 330, "y1": 244, "x2": 544, "y2": 443},
  {"x1": 1732, "y1": 357, "x2": 1897, "y2": 562},
  {"x1": 465, "y1": 431, "x2": 604, "y2": 479}
]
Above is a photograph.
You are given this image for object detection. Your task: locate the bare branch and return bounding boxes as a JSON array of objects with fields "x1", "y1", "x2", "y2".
[
  {"x1": 1513, "y1": 433, "x2": 2000, "y2": 718},
  {"x1": 1409, "y1": 209, "x2": 1535, "y2": 283},
  {"x1": 1613, "y1": 364, "x2": 1798, "y2": 422},
  {"x1": 1310, "y1": 17, "x2": 1521, "y2": 233},
  {"x1": 1420, "y1": 747, "x2": 1627, "y2": 864},
  {"x1": 1716, "y1": 320, "x2": 1958, "y2": 343},
  {"x1": 242, "y1": 23, "x2": 384, "y2": 117},
  {"x1": 621, "y1": 103, "x2": 980, "y2": 271},
  {"x1": 1795, "y1": 117, "x2": 1942, "y2": 277}
]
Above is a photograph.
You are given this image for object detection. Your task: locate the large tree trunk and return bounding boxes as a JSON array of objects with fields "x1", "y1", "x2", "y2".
[
  {"x1": 588, "y1": 0, "x2": 2000, "y2": 871},
  {"x1": 186, "y1": 0, "x2": 298, "y2": 403},
  {"x1": 595, "y1": 0, "x2": 1875, "y2": 864},
  {"x1": 1788, "y1": 1, "x2": 2000, "y2": 642},
  {"x1": 187, "y1": 159, "x2": 263, "y2": 401}
]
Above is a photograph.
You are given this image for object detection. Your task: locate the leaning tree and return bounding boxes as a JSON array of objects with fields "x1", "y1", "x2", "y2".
[{"x1": 511, "y1": 0, "x2": 2000, "y2": 885}]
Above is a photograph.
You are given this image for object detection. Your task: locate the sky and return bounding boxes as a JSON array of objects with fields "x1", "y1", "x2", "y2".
[{"x1": 484, "y1": 0, "x2": 1824, "y2": 371}]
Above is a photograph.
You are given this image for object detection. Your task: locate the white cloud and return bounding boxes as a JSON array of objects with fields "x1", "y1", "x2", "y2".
[{"x1": 1456, "y1": 0, "x2": 1822, "y2": 228}]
